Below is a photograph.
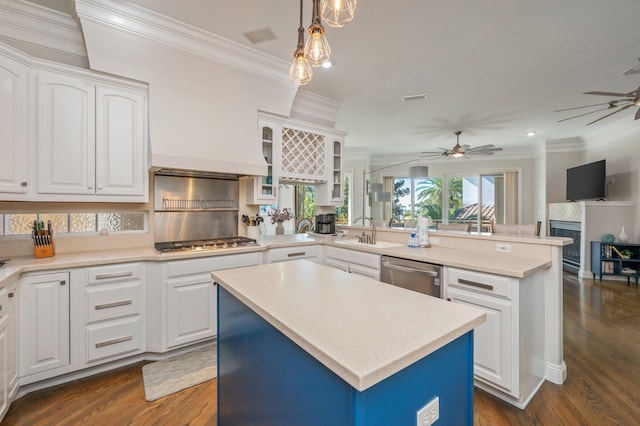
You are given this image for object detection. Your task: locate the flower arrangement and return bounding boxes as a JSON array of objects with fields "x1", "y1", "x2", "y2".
[{"x1": 270, "y1": 208, "x2": 293, "y2": 224}]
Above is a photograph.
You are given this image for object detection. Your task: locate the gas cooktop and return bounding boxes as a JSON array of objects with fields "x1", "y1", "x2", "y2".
[{"x1": 155, "y1": 237, "x2": 259, "y2": 253}]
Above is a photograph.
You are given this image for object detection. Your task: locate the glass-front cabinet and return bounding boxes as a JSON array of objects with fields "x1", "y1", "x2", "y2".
[
  {"x1": 245, "y1": 119, "x2": 278, "y2": 205},
  {"x1": 316, "y1": 137, "x2": 344, "y2": 205}
]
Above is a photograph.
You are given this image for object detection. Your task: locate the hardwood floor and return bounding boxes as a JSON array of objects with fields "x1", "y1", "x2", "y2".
[{"x1": 4, "y1": 273, "x2": 640, "y2": 425}]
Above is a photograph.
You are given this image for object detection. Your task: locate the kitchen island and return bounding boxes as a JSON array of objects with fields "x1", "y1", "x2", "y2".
[{"x1": 212, "y1": 260, "x2": 486, "y2": 425}]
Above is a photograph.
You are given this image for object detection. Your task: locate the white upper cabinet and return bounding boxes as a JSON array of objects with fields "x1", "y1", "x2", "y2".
[
  {"x1": 245, "y1": 118, "x2": 279, "y2": 205},
  {"x1": 316, "y1": 137, "x2": 344, "y2": 206},
  {"x1": 34, "y1": 69, "x2": 148, "y2": 202},
  {"x1": 95, "y1": 86, "x2": 146, "y2": 197},
  {"x1": 35, "y1": 70, "x2": 96, "y2": 196},
  {"x1": 0, "y1": 53, "x2": 29, "y2": 198}
]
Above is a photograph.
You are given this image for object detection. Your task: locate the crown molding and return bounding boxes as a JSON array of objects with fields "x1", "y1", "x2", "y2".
[
  {"x1": 0, "y1": 0, "x2": 87, "y2": 61},
  {"x1": 75, "y1": 0, "x2": 293, "y2": 84},
  {"x1": 291, "y1": 90, "x2": 341, "y2": 124},
  {"x1": 581, "y1": 117, "x2": 640, "y2": 150}
]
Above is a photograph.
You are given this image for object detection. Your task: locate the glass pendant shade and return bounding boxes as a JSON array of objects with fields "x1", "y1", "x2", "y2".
[
  {"x1": 321, "y1": 0, "x2": 357, "y2": 27},
  {"x1": 289, "y1": 51, "x2": 313, "y2": 85},
  {"x1": 305, "y1": 24, "x2": 331, "y2": 67}
]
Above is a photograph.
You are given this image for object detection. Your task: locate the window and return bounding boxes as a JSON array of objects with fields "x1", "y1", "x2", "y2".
[
  {"x1": 335, "y1": 171, "x2": 351, "y2": 225},
  {"x1": 0, "y1": 212, "x2": 147, "y2": 236},
  {"x1": 386, "y1": 171, "x2": 518, "y2": 231}
]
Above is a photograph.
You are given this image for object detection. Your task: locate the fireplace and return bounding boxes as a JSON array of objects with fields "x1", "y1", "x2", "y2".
[{"x1": 550, "y1": 220, "x2": 580, "y2": 272}]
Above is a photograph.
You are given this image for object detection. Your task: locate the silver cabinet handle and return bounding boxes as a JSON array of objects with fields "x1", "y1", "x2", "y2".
[
  {"x1": 95, "y1": 335, "x2": 133, "y2": 348},
  {"x1": 382, "y1": 261, "x2": 439, "y2": 277},
  {"x1": 458, "y1": 278, "x2": 493, "y2": 291},
  {"x1": 95, "y1": 300, "x2": 132, "y2": 310},
  {"x1": 287, "y1": 252, "x2": 307, "y2": 257},
  {"x1": 95, "y1": 272, "x2": 134, "y2": 280}
]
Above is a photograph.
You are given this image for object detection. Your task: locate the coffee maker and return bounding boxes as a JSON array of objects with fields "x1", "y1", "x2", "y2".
[{"x1": 315, "y1": 214, "x2": 336, "y2": 234}]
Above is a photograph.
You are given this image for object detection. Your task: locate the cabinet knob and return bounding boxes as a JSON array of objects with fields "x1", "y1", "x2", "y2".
[
  {"x1": 446, "y1": 298, "x2": 451, "y2": 301},
  {"x1": 20, "y1": 181, "x2": 28, "y2": 187},
  {"x1": 8, "y1": 292, "x2": 14, "y2": 298},
  {"x1": 60, "y1": 280, "x2": 66, "y2": 285}
]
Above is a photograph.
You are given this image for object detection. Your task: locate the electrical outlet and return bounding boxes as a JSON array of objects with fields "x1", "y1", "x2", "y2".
[
  {"x1": 496, "y1": 243, "x2": 512, "y2": 253},
  {"x1": 416, "y1": 396, "x2": 439, "y2": 426}
]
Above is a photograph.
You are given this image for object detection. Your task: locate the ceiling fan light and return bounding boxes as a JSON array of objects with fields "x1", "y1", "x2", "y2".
[
  {"x1": 320, "y1": 0, "x2": 357, "y2": 27},
  {"x1": 452, "y1": 151, "x2": 464, "y2": 158}
]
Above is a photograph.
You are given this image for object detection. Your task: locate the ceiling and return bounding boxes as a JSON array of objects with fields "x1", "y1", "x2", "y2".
[{"x1": 33, "y1": 0, "x2": 640, "y2": 160}]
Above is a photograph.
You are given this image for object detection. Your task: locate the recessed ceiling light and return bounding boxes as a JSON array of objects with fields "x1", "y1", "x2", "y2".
[
  {"x1": 321, "y1": 59, "x2": 334, "y2": 68},
  {"x1": 402, "y1": 92, "x2": 428, "y2": 101},
  {"x1": 527, "y1": 131, "x2": 537, "y2": 137}
]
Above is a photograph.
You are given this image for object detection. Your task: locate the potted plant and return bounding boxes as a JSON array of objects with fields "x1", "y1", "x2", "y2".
[
  {"x1": 619, "y1": 248, "x2": 633, "y2": 259},
  {"x1": 270, "y1": 208, "x2": 292, "y2": 235}
]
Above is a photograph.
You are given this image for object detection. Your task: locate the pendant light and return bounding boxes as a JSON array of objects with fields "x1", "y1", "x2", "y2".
[
  {"x1": 289, "y1": 0, "x2": 313, "y2": 85},
  {"x1": 305, "y1": 0, "x2": 331, "y2": 67},
  {"x1": 321, "y1": 0, "x2": 357, "y2": 27}
]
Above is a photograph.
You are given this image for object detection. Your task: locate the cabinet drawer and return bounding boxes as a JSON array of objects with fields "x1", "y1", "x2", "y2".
[
  {"x1": 167, "y1": 252, "x2": 260, "y2": 277},
  {"x1": 447, "y1": 267, "x2": 512, "y2": 299},
  {"x1": 86, "y1": 281, "x2": 141, "y2": 323},
  {"x1": 267, "y1": 245, "x2": 319, "y2": 263},
  {"x1": 325, "y1": 246, "x2": 381, "y2": 270},
  {"x1": 86, "y1": 316, "x2": 142, "y2": 363},
  {"x1": 87, "y1": 263, "x2": 141, "y2": 284}
]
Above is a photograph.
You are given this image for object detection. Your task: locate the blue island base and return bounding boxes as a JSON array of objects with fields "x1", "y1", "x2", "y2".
[{"x1": 218, "y1": 286, "x2": 475, "y2": 425}]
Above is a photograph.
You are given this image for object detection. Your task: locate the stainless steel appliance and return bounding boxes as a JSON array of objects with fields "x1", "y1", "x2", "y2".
[
  {"x1": 380, "y1": 255, "x2": 442, "y2": 298},
  {"x1": 315, "y1": 214, "x2": 335, "y2": 234},
  {"x1": 153, "y1": 171, "x2": 258, "y2": 253}
]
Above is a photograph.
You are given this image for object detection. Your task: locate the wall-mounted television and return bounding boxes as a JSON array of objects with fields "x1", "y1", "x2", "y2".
[{"x1": 566, "y1": 159, "x2": 606, "y2": 201}]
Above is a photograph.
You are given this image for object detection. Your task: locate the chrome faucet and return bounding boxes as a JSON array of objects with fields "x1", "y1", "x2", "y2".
[{"x1": 353, "y1": 216, "x2": 376, "y2": 244}]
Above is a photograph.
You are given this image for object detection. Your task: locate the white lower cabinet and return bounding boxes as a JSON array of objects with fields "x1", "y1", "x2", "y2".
[
  {"x1": 324, "y1": 246, "x2": 381, "y2": 280},
  {"x1": 445, "y1": 267, "x2": 545, "y2": 408},
  {"x1": 84, "y1": 263, "x2": 144, "y2": 364},
  {"x1": 19, "y1": 271, "x2": 70, "y2": 379},
  {"x1": 156, "y1": 252, "x2": 261, "y2": 351}
]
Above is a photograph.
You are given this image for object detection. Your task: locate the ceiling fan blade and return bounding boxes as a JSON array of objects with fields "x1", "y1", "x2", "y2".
[
  {"x1": 467, "y1": 144, "x2": 496, "y2": 151},
  {"x1": 586, "y1": 104, "x2": 632, "y2": 125},
  {"x1": 557, "y1": 106, "x2": 615, "y2": 122},
  {"x1": 584, "y1": 91, "x2": 628, "y2": 97},
  {"x1": 553, "y1": 101, "x2": 625, "y2": 112},
  {"x1": 635, "y1": 108, "x2": 640, "y2": 120}
]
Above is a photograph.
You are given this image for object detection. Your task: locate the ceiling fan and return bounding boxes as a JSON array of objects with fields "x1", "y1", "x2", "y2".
[
  {"x1": 421, "y1": 131, "x2": 503, "y2": 159},
  {"x1": 555, "y1": 87, "x2": 640, "y2": 125}
]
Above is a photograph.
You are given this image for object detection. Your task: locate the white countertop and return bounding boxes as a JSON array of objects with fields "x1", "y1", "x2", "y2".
[
  {"x1": 212, "y1": 260, "x2": 486, "y2": 391},
  {"x1": 0, "y1": 232, "x2": 555, "y2": 286}
]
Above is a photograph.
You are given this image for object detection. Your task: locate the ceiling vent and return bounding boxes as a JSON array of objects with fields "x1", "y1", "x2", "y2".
[{"x1": 243, "y1": 27, "x2": 277, "y2": 44}]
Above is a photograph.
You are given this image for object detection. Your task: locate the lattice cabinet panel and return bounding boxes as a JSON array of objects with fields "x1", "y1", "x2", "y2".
[{"x1": 280, "y1": 127, "x2": 326, "y2": 181}]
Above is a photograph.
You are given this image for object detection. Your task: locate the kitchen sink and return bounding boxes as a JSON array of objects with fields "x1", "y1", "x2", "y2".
[{"x1": 334, "y1": 239, "x2": 403, "y2": 249}]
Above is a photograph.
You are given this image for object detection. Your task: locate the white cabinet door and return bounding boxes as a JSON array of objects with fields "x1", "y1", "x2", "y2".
[
  {"x1": 6, "y1": 283, "x2": 17, "y2": 399},
  {"x1": 317, "y1": 137, "x2": 344, "y2": 206},
  {"x1": 0, "y1": 54, "x2": 29, "y2": 198},
  {"x1": 245, "y1": 120, "x2": 279, "y2": 205},
  {"x1": 20, "y1": 272, "x2": 70, "y2": 377},
  {"x1": 0, "y1": 290, "x2": 8, "y2": 420},
  {"x1": 447, "y1": 286, "x2": 515, "y2": 395},
  {"x1": 166, "y1": 274, "x2": 216, "y2": 349},
  {"x1": 36, "y1": 71, "x2": 96, "y2": 195},
  {"x1": 95, "y1": 86, "x2": 146, "y2": 197}
]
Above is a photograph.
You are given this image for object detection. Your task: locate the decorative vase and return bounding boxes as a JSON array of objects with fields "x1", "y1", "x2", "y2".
[
  {"x1": 276, "y1": 222, "x2": 284, "y2": 235},
  {"x1": 618, "y1": 226, "x2": 628, "y2": 243}
]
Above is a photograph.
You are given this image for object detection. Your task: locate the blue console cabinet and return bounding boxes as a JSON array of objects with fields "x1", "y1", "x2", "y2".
[{"x1": 217, "y1": 285, "x2": 475, "y2": 425}]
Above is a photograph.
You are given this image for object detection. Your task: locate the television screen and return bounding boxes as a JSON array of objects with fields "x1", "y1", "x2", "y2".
[{"x1": 566, "y1": 159, "x2": 606, "y2": 201}]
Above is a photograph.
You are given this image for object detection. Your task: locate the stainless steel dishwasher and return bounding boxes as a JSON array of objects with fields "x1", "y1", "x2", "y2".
[{"x1": 380, "y1": 255, "x2": 442, "y2": 298}]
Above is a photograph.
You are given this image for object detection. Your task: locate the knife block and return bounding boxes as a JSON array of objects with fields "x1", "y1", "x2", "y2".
[{"x1": 34, "y1": 235, "x2": 55, "y2": 258}]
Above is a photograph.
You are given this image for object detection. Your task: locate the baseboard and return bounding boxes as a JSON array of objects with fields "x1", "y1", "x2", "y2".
[
  {"x1": 15, "y1": 339, "x2": 216, "y2": 400},
  {"x1": 545, "y1": 361, "x2": 567, "y2": 385}
]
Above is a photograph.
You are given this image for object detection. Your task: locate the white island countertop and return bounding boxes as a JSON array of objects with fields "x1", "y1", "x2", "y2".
[{"x1": 212, "y1": 260, "x2": 486, "y2": 392}]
